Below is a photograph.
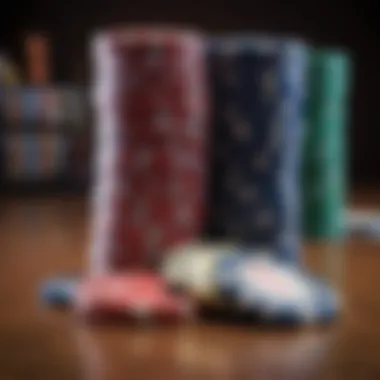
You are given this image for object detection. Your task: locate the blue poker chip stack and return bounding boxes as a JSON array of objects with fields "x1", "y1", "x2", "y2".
[
  {"x1": 206, "y1": 35, "x2": 308, "y2": 264},
  {"x1": 39, "y1": 276, "x2": 79, "y2": 307},
  {"x1": 214, "y1": 253, "x2": 340, "y2": 324}
]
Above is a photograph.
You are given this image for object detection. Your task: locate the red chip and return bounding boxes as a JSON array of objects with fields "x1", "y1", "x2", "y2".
[
  {"x1": 75, "y1": 272, "x2": 195, "y2": 323},
  {"x1": 88, "y1": 27, "x2": 208, "y2": 272}
]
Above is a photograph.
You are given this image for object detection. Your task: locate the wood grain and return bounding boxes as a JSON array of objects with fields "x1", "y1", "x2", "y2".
[{"x1": 0, "y1": 195, "x2": 380, "y2": 380}]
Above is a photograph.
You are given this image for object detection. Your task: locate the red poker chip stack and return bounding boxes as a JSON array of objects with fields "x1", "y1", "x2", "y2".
[
  {"x1": 75, "y1": 272, "x2": 195, "y2": 323},
  {"x1": 89, "y1": 28, "x2": 209, "y2": 272}
]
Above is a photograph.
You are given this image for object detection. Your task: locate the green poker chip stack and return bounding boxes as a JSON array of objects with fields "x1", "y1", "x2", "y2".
[{"x1": 302, "y1": 49, "x2": 352, "y2": 241}]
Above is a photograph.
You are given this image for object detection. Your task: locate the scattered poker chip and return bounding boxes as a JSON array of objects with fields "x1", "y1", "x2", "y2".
[
  {"x1": 215, "y1": 254, "x2": 340, "y2": 324},
  {"x1": 347, "y1": 210, "x2": 380, "y2": 239},
  {"x1": 161, "y1": 242, "x2": 236, "y2": 305},
  {"x1": 40, "y1": 275, "x2": 79, "y2": 307},
  {"x1": 74, "y1": 271, "x2": 195, "y2": 324},
  {"x1": 214, "y1": 248, "x2": 274, "y2": 300}
]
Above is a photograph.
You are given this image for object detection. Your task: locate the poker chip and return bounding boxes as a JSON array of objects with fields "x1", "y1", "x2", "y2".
[
  {"x1": 75, "y1": 272, "x2": 195, "y2": 324},
  {"x1": 161, "y1": 242, "x2": 236, "y2": 305},
  {"x1": 88, "y1": 27, "x2": 208, "y2": 272},
  {"x1": 215, "y1": 254, "x2": 340, "y2": 324},
  {"x1": 40, "y1": 275, "x2": 79, "y2": 307},
  {"x1": 206, "y1": 35, "x2": 308, "y2": 263},
  {"x1": 215, "y1": 248, "x2": 277, "y2": 303},
  {"x1": 347, "y1": 210, "x2": 380, "y2": 239},
  {"x1": 302, "y1": 50, "x2": 351, "y2": 241},
  {"x1": 161, "y1": 242, "x2": 233, "y2": 284}
]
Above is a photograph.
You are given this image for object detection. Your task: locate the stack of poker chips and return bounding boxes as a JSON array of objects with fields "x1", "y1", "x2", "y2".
[
  {"x1": 39, "y1": 30, "x2": 346, "y2": 327},
  {"x1": 302, "y1": 50, "x2": 352, "y2": 240},
  {"x1": 206, "y1": 36, "x2": 308, "y2": 264},
  {"x1": 89, "y1": 28, "x2": 209, "y2": 272}
]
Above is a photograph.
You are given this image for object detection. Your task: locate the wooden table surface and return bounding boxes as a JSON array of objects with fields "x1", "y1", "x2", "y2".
[{"x1": 0, "y1": 194, "x2": 380, "y2": 380}]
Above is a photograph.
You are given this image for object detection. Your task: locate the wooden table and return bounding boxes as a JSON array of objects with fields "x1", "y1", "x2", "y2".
[{"x1": 0, "y1": 195, "x2": 380, "y2": 380}]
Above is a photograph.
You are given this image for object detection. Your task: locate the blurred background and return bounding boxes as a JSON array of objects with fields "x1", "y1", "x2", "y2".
[{"x1": 0, "y1": 0, "x2": 379, "y2": 196}]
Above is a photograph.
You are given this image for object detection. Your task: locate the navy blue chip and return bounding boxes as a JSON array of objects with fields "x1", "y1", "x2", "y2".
[{"x1": 206, "y1": 36, "x2": 308, "y2": 264}]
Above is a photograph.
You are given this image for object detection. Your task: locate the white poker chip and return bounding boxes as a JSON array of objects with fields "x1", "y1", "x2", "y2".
[
  {"x1": 237, "y1": 258, "x2": 311, "y2": 307},
  {"x1": 216, "y1": 254, "x2": 340, "y2": 324},
  {"x1": 215, "y1": 249, "x2": 273, "y2": 297},
  {"x1": 161, "y1": 242, "x2": 235, "y2": 303}
]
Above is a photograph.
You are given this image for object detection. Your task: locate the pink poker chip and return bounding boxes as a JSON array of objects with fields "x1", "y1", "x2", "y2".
[{"x1": 75, "y1": 272, "x2": 195, "y2": 324}]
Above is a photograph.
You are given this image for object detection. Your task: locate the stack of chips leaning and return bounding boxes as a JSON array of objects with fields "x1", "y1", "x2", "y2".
[{"x1": 89, "y1": 27, "x2": 209, "y2": 272}]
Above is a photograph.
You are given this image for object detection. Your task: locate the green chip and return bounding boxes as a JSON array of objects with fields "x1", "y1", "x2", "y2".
[{"x1": 302, "y1": 49, "x2": 352, "y2": 240}]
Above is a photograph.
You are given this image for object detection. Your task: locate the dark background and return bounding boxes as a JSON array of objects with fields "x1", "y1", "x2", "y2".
[{"x1": 1, "y1": 0, "x2": 379, "y2": 186}]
